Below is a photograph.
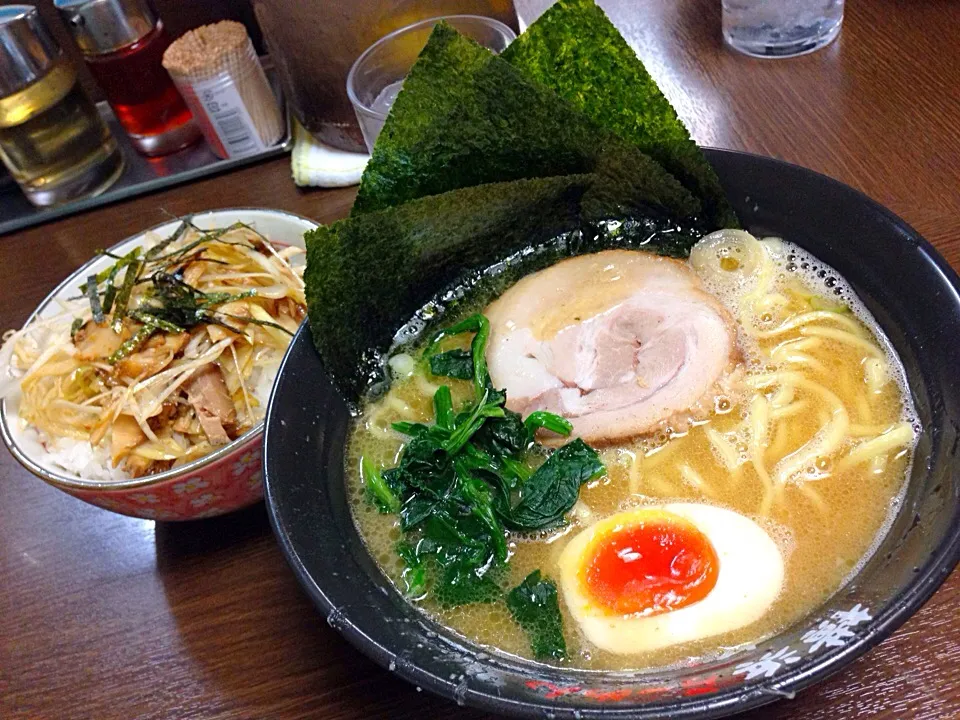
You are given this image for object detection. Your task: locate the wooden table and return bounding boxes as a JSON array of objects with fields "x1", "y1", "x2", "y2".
[{"x1": 2, "y1": 1, "x2": 958, "y2": 718}]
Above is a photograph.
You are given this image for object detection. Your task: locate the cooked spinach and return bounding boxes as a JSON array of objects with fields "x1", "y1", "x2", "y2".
[
  {"x1": 361, "y1": 456, "x2": 400, "y2": 513},
  {"x1": 428, "y1": 349, "x2": 474, "y2": 380},
  {"x1": 361, "y1": 313, "x2": 604, "y2": 629},
  {"x1": 433, "y1": 385, "x2": 454, "y2": 429},
  {"x1": 524, "y1": 411, "x2": 574, "y2": 437},
  {"x1": 506, "y1": 570, "x2": 567, "y2": 661},
  {"x1": 472, "y1": 409, "x2": 529, "y2": 458},
  {"x1": 427, "y1": 313, "x2": 492, "y2": 395},
  {"x1": 396, "y1": 541, "x2": 428, "y2": 599},
  {"x1": 508, "y1": 439, "x2": 604, "y2": 530}
]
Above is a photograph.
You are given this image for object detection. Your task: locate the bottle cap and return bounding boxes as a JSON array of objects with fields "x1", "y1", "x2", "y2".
[
  {"x1": 54, "y1": 0, "x2": 157, "y2": 56},
  {"x1": 0, "y1": 5, "x2": 62, "y2": 97}
]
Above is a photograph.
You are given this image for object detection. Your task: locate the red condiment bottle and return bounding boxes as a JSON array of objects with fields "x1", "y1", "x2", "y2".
[{"x1": 55, "y1": 0, "x2": 201, "y2": 156}]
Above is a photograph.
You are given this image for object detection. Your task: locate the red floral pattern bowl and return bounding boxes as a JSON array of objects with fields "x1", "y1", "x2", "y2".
[{"x1": 1, "y1": 208, "x2": 317, "y2": 521}]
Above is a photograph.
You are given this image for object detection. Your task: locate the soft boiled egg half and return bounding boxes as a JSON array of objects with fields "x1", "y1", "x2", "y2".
[{"x1": 557, "y1": 503, "x2": 784, "y2": 654}]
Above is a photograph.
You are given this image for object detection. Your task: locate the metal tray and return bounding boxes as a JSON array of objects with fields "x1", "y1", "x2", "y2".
[{"x1": 0, "y1": 62, "x2": 292, "y2": 237}]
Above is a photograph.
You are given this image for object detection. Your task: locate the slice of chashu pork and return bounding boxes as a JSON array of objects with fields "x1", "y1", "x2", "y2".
[{"x1": 485, "y1": 250, "x2": 738, "y2": 444}]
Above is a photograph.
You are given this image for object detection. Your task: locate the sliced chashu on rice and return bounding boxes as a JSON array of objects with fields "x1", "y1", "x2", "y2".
[
  {"x1": 183, "y1": 363, "x2": 237, "y2": 445},
  {"x1": 484, "y1": 249, "x2": 738, "y2": 444}
]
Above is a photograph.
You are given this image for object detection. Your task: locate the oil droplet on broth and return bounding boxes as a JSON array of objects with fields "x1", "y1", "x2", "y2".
[{"x1": 719, "y1": 256, "x2": 741, "y2": 272}]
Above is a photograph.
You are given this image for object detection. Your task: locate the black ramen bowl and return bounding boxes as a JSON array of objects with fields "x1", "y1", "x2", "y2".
[{"x1": 263, "y1": 149, "x2": 960, "y2": 718}]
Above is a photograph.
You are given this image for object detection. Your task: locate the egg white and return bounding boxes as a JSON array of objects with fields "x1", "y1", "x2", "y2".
[{"x1": 557, "y1": 503, "x2": 784, "y2": 654}]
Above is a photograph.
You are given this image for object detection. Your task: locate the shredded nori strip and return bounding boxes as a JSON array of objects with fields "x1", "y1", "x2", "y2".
[
  {"x1": 144, "y1": 217, "x2": 191, "y2": 260},
  {"x1": 215, "y1": 312, "x2": 293, "y2": 336},
  {"x1": 111, "y1": 259, "x2": 143, "y2": 333},
  {"x1": 85, "y1": 275, "x2": 104, "y2": 324},
  {"x1": 165, "y1": 251, "x2": 230, "y2": 268},
  {"x1": 108, "y1": 324, "x2": 154, "y2": 364},
  {"x1": 102, "y1": 248, "x2": 141, "y2": 315},
  {"x1": 146, "y1": 223, "x2": 250, "y2": 265},
  {"x1": 129, "y1": 310, "x2": 184, "y2": 335},
  {"x1": 137, "y1": 272, "x2": 256, "y2": 330},
  {"x1": 74, "y1": 219, "x2": 275, "y2": 352},
  {"x1": 197, "y1": 289, "x2": 257, "y2": 308}
]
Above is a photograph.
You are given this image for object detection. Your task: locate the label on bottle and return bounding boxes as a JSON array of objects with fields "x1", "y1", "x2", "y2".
[{"x1": 189, "y1": 75, "x2": 265, "y2": 158}]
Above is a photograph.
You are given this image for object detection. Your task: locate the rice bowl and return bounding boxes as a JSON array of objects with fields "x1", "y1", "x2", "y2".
[{"x1": 0, "y1": 208, "x2": 317, "y2": 520}]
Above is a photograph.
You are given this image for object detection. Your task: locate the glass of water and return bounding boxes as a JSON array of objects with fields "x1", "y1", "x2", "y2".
[
  {"x1": 722, "y1": 0, "x2": 844, "y2": 58},
  {"x1": 347, "y1": 15, "x2": 516, "y2": 153}
]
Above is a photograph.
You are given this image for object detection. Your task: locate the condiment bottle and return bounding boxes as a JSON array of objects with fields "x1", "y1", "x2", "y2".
[
  {"x1": 0, "y1": 5, "x2": 123, "y2": 207},
  {"x1": 55, "y1": 0, "x2": 201, "y2": 156}
]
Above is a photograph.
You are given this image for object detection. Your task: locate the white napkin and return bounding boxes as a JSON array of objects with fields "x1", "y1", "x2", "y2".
[{"x1": 291, "y1": 121, "x2": 369, "y2": 187}]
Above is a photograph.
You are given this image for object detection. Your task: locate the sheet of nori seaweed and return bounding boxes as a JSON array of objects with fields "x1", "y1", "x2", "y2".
[
  {"x1": 306, "y1": 5, "x2": 741, "y2": 404},
  {"x1": 352, "y1": 23, "x2": 700, "y2": 224},
  {"x1": 502, "y1": 0, "x2": 738, "y2": 229},
  {"x1": 306, "y1": 168, "x2": 701, "y2": 406},
  {"x1": 307, "y1": 175, "x2": 591, "y2": 405}
]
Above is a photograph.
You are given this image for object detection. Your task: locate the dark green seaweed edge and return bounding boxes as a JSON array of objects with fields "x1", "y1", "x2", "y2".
[{"x1": 502, "y1": 0, "x2": 737, "y2": 228}]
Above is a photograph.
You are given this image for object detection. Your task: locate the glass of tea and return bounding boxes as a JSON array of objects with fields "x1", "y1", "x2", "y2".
[{"x1": 347, "y1": 15, "x2": 516, "y2": 153}]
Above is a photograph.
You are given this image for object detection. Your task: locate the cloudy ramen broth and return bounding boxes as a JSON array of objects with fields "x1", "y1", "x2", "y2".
[{"x1": 346, "y1": 231, "x2": 917, "y2": 670}]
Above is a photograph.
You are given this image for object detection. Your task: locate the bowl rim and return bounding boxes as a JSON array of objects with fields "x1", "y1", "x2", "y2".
[
  {"x1": 0, "y1": 206, "x2": 318, "y2": 492},
  {"x1": 263, "y1": 148, "x2": 960, "y2": 719}
]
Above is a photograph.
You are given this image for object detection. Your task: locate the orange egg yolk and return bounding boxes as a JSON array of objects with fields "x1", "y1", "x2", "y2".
[{"x1": 581, "y1": 514, "x2": 719, "y2": 616}]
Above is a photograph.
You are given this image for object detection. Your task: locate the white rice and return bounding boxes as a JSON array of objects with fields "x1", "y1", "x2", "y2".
[
  {"x1": 35, "y1": 428, "x2": 120, "y2": 482},
  {"x1": 5, "y1": 352, "x2": 282, "y2": 483}
]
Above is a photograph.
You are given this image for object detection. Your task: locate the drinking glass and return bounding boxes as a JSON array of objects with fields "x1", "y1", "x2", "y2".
[
  {"x1": 722, "y1": 0, "x2": 844, "y2": 58},
  {"x1": 253, "y1": 0, "x2": 517, "y2": 153},
  {"x1": 347, "y1": 15, "x2": 516, "y2": 153}
]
